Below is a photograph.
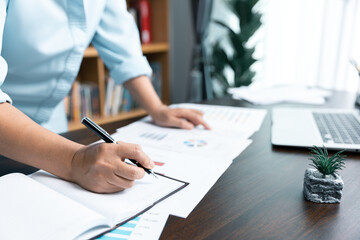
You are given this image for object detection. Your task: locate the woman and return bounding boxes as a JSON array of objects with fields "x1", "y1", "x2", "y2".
[{"x1": 0, "y1": 0, "x2": 209, "y2": 193}]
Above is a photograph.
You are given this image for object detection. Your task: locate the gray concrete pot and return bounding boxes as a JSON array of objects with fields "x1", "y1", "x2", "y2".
[{"x1": 303, "y1": 168, "x2": 344, "y2": 203}]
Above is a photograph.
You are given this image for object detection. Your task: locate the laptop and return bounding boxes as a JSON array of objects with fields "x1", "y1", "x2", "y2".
[{"x1": 271, "y1": 107, "x2": 360, "y2": 152}]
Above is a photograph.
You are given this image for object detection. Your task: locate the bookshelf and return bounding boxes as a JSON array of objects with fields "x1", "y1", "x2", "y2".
[{"x1": 67, "y1": 0, "x2": 170, "y2": 131}]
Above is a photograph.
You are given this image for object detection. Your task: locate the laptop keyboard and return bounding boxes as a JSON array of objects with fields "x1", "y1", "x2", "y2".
[{"x1": 312, "y1": 112, "x2": 360, "y2": 144}]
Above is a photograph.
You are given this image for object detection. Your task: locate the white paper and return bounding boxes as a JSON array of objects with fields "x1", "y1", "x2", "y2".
[
  {"x1": 114, "y1": 121, "x2": 252, "y2": 160},
  {"x1": 171, "y1": 103, "x2": 267, "y2": 132},
  {"x1": 152, "y1": 140, "x2": 252, "y2": 218},
  {"x1": 228, "y1": 85, "x2": 331, "y2": 105},
  {"x1": 112, "y1": 125, "x2": 253, "y2": 218},
  {"x1": 0, "y1": 173, "x2": 109, "y2": 240},
  {"x1": 30, "y1": 171, "x2": 184, "y2": 226},
  {"x1": 98, "y1": 205, "x2": 169, "y2": 240},
  {"x1": 111, "y1": 103, "x2": 265, "y2": 218}
]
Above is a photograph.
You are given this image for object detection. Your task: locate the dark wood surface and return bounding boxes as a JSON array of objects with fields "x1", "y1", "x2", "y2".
[
  {"x1": 1, "y1": 91, "x2": 360, "y2": 239},
  {"x1": 160, "y1": 92, "x2": 360, "y2": 240}
]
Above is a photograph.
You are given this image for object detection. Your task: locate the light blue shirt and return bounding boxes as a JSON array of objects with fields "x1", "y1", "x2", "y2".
[{"x1": 0, "y1": 0, "x2": 152, "y2": 133}]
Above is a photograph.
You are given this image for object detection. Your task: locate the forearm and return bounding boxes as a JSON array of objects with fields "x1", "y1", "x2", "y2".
[
  {"x1": 0, "y1": 103, "x2": 83, "y2": 180},
  {"x1": 123, "y1": 75, "x2": 165, "y2": 117}
]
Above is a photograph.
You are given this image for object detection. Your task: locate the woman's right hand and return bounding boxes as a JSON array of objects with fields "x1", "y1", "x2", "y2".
[{"x1": 70, "y1": 141, "x2": 154, "y2": 193}]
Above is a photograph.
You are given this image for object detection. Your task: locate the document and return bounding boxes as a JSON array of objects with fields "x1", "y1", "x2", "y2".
[
  {"x1": 65, "y1": 103, "x2": 264, "y2": 237},
  {"x1": 150, "y1": 140, "x2": 252, "y2": 218},
  {"x1": 228, "y1": 85, "x2": 331, "y2": 105},
  {"x1": 98, "y1": 205, "x2": 169, "y2": 240},
  {"x1": 0, "y1": 171, "x2": 187, "y2": 240},
  {"x1": 110, "y1": 103, "x2": 268, "y2": 219},
  {"x1": 114, "y1": 121, "x2": 252, "y2": 160},
  {"x1": 113, "y1": 121, "x2": 253, "y2": 218},
  {"x1": 171, "y1": 103, "x2": 267, "y2": 132}
]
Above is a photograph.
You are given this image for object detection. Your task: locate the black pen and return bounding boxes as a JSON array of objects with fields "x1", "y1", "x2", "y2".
[{"x1": 81, "y1": 117, "x2": 157, "y2": 178}]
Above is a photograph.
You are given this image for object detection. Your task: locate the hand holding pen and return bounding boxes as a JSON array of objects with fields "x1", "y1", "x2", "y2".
[
  {"x1": 68, "y1": 118, "x2": 156, "y2": 193},
  {"x1": 81, "y1": 117, "x2": 157, "y2": 178}
]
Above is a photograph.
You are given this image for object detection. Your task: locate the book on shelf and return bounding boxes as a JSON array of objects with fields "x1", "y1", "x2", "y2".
[
  {"x1": 64, "y1": 80, "x2": 100, "y2": 122},
  {"x1": 104, "y1": 77, "x2": 137, "y2": 117},
  {"x1": 128, "y1": 0, "x2": 152, "y2": 44},
  {"x1": 104, "y1": 76, "x2": 115, "y2": 116},
  {"x1": 0, "y1": 171, "x2": 188, "y2": 239},
  {"x1": 104, "y1": 77, "x2": 125, "y2": 116},
  {"x1": 102, "y1": 61, "x2": 162, "y2": 117},
  {"x1": 111, "y1": 84, "x2": 124, "y2": 116}
]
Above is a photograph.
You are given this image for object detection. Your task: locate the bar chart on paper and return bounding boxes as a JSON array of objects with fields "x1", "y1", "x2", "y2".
[
  {"x1": 113, "y1": 121, "x2": 250, "y2": 159},
  {"x1": 97, "y1": 210, "x2": 168, "y2": 240},
  {"x1": 140, "y1": 132, "x2": 167, "y2": 141},
  {"x1": 98, "y1": 218, "x2": 139, "y2": 240}
]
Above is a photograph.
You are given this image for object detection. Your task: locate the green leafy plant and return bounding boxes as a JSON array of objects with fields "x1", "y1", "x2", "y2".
[
  {"x1": 210, "y1": 0, "x2": 262, "y2": 97},
  {"x1": 309, "y1": 146, "x2": 346, "y2": 177}
]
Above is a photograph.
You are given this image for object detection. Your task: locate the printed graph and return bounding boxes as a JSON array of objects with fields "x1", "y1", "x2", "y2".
[
  {"x1": 183, "y1": 139, "x2": 208, "y2": 148},
  {"x1": 202, "y1": 107, "x2": 251, "y2": 124},
  {"x1": 139, "y1": 132, "x2": 167, "y2": 141},
  {"x1": 97, "y1": 216, "x2": 140, "y2": 240},
  {"x1": 188, "y1": 105, "x2": 253, "y2": 126},
  {"x1": 97, "y1": 211, "x2": 167, "y2": 240}
]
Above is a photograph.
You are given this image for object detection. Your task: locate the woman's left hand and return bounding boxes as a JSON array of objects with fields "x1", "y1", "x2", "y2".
[{"x1": 150, "y1": 105, "x2": 211, "y2": 130}]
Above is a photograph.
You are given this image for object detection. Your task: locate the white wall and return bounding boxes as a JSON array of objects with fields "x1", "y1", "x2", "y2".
[{"x1": 207, "y1": 0, "x2": 360, "y2": 92}]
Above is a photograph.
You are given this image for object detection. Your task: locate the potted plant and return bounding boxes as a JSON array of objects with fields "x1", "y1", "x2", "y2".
[
  {"x1": 210, "y1": 0, "x2": 262, "y2": 97},
  {"x1": 303, "y1": 146, "x2": 346, "y2": 203}
]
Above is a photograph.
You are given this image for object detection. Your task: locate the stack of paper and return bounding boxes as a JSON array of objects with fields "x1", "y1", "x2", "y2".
[
  {"x1": 100, "y1": 104, "x2": 266, "y2": 239},
  {"x1": 112, "y1": 104, "x2": 266, "y2": 219},
  {"x1": 228, "y1": 85, "x2": 331, "y2": 105}
]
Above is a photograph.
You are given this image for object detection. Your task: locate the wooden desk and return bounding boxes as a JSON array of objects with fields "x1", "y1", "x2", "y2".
[{"x1": 1, "y1": 91, "x2": 360, "y2": 239}]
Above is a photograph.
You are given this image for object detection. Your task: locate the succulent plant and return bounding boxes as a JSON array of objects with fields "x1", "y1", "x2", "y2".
[{"x1": 309, "y1": 146, "x2": 346, "y2": 177}]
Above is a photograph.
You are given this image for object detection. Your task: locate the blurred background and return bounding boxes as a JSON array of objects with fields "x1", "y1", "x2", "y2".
[
  {"x1": 64, "y1": 0, "x2": 360, "y2": 130},
  {"x1": 171, "y1": 0, "x2": 360, "y2": 102}
]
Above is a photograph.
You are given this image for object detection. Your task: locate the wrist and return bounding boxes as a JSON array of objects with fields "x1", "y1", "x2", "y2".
[
  {"x1": 65, "y1": 143, "x2": 84, "y2": 182},
  {"x1": 148, "y1": 103, "x2": 167, "y2": 120}
]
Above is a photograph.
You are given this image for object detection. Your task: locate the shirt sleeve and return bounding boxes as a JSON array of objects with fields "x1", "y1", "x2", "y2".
[
  {"x1": 91, "y1": 0, "x2": 152, "y2": 85},
  {"x1": 0, "y1": 0, "x2": 12, "y2": 104}
]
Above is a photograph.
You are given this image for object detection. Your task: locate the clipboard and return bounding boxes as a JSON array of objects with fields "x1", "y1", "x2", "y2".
[{"x1": 91, "y1": 173, "x2": 189, "y2": 239}]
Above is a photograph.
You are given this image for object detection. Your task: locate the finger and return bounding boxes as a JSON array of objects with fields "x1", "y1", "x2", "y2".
[
  {"x1": 189, "y1": 109, "x2": 204, "y2": 116},
  {"x1": 169, "y1": 116, "x2": 195, "y2": 129},
  {"x1": 116, "y1": 142, "x2": 155, "y2": 169},
  {"x1": 195, "y1": 117, "x2": 211, "y2": 130},
  {"x1": 106, "y1": 174, "x2": 135, "y2": 191},
  {"x1": 96, "y1": 180, "x2": 125, "y2": 193},
  {"x1": 114, "y1": 161, "x2": 146, "y2": 180},
  {"x1": 175, "y1": 109, "x2": 211, "y2": 130}
]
